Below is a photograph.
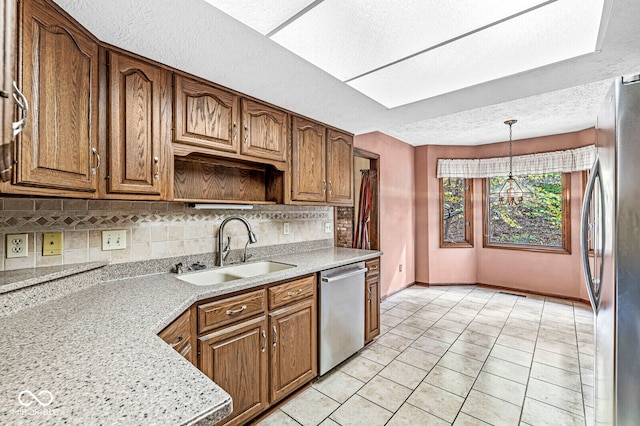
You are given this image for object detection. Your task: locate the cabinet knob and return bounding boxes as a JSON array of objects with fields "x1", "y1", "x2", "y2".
[
  {"x1": 11, "y1": 81, "x2": 28, "y2": 139},
  {"x1": 225, "y1": 305, "x2": 247, "y2": 315},
  {"x1": 153, "y1": 156, "x2": 159, "y2": 180},
  {"x1": 169, "y1": 333, "x2": 183, "y2": 348},
  {"x1": 91, "y1": 147, "x2": 101, "y2": 175}
]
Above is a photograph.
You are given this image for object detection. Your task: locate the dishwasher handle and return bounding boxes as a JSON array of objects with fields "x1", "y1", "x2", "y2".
[{"x1": 321, "y1": 267, "x2": 368, "y2": 283}]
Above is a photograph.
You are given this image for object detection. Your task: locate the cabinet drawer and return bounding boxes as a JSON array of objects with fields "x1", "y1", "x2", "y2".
[
  {"x1": 159, "y1": 309, "x2": 191, "y2": 350},
  {"x1": 365, "y1": 258, "x2": 380, "y2": 278},
  {"x1": 198, "y1": 289, "x2": 266, "y2": 334},
  {"x1": 268, "y1": 275, "x2": 316, "y2": 309}
]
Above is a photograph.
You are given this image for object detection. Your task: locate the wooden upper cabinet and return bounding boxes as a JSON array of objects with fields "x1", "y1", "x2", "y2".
[
  {"x1": 291, "y1": 116, "x2": 326, "y2": 202},
  {"x1": 327, "y1": 128, "x2": 353, "y2": 204},
  {"x1": 107, "y1": 51, "x2": 164, "y2": 195},
  {"x1": 240, "y1": 99, "x2": 287, "y2": 162},
  {"x1": 16, "y1": 0, "x2": 99, "y2": 192},
  {"x1": 174, "y1": 75, "x2": 239, "y2": 153}
]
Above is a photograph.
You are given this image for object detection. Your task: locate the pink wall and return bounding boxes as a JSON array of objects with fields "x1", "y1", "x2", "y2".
[
  {"x1": 415, "y1": 129, "x2": 594, "y2": 300},
  {"x1": 355, "y1": 132, "x2": 415, "y2": 297}
]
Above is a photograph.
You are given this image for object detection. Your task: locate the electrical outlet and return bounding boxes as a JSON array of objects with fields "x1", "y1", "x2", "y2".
[
  {"x1": 6, "y1": 233, "x2": 28, "y2": 258},
  {"x1": 102, "y1": 230, "x2": 127, "y2": 251},
  {"x1": 324, "y1": 222, "x2": 333, "y2": 233},
  {"x1": 283, "y1": 222, "x2": 290, "y2": 235},
  {"x1": 399, "y1": 264, "x2": 403, "y2": 272},
  {"x1": 43, "y1": 232, "x2": 63, "y2": 256}
]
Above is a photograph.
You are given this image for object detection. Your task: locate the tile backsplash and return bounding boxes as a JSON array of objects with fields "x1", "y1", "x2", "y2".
[{"x1": 0, "y1": 198, "x2": 333, "y2": 271}]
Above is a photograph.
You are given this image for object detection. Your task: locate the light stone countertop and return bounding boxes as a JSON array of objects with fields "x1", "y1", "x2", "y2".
[{"x1": 0, "y1": 247, "x2": 381, "y2": 425}]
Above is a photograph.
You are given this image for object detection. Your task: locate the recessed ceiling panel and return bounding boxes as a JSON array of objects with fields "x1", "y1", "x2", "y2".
[
  {"x1": 203, "y1": 0, "x2": 316, "y2": 35},
  {"x1": 347, "y1": 0, "x2": 603, "y2": 108},
  {"x1": 271, "y1": 0, "x2": 547, "y2": 81}
]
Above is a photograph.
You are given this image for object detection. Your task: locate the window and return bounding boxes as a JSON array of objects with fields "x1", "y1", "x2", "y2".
[
  {"x1": 440, "y1": 177, "x2": 473, "y2": 247},
  {"x1": 484, "y1": 173, "x2": 571, "y2": 252}
]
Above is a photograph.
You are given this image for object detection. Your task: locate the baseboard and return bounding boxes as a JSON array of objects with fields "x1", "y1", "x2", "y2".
[
  {"x1": 411, "y1": 281, "x2": 590, "y2": 305},
  {"x1": 476, "y1": 282, "x2": 590, "y2": 304},
  {"x1": 380, "y1": 282, "x2": 416, "y2": 301}
]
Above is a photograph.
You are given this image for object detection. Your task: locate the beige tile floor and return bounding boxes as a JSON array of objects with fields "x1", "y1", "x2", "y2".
[{"x1": 258, "y1": 285, "x2": 594, "y2": 426}]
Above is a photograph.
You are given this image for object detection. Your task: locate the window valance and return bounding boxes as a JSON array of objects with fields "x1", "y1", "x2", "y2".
[{"x1": 436, "y1": 145, "x2": 596, "y2": 179}]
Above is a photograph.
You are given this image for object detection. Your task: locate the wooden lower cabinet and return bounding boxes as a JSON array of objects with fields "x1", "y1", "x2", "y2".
[
  {"x1": 196, "y1": 275, "x2": 318, "y2": 425},
  {"x1": 269, "y1": 298, "x2": 317, "y2": 403},
  {"x1": 365, "y1": 276, "x2": 380, "y2": 343},
  {"x1": 199, "y1": 315, "x2": 269, "y2": 426},
  {"x1": 365, "y1": 258, "x2": 381, "y2": 343}
]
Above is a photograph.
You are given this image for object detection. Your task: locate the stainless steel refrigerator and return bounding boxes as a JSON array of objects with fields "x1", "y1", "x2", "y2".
[{"x1": 581, "y1": 75, "x2": 640, "y2": 426}]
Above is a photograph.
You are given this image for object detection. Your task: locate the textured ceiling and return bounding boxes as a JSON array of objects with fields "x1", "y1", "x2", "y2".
[{"x1": 55, "y1": 0, "x2": 640, "y2": 146}]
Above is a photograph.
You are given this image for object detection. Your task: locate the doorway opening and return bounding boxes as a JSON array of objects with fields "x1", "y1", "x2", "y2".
[{"x1": 335, "y1": 148, "x2": 380, "y2": 251}]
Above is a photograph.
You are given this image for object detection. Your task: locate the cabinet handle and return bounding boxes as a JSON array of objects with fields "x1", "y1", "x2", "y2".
[
  {"x1": 233, "y1": 122, "x2": 237, "y2": 144},
  {"x1": 328, "y1": 181, "x2": 333, "y2": 194},
  {"x1": 243, "y1": 125, "x2": 248, "y2": 145},
  {"x1": 322, "y1": 179, "x2": 327, "y2": 193},
  {"x1": 11, "y1": 81, "x2": 28, "y2": 138},
  {"x1": 287, "y1": 289, "x2": 303, "y2": 296},
  {"x1": 153, "y1": 156, "x2": 159, "y2": 180},
  {"x1": 91, "y1": 147, "x2": 101, "y2": 175},
  {"x1": 169, "y1": 333, "x2": 183, "y2": 348},
  {"x1": 272, "y1": 325, "x2": 278, "y2": 347},
  {"x1": 225, "y1": 305, "x2": 247, "y2": 315},
  {"x1": 261, "y1": 330, "x2": 266, "y2": 353},
  {"x1": 367, "y1": 288, "x2": 372, "y2": 302}
]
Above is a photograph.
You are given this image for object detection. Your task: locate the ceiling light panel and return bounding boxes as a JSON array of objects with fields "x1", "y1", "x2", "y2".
[
  {"x1": 270, "y1": 0, "x2": 548, "y2": 81},
  {"x1": 348, "y1": 0, "x2": 603, "y2": 108},
  {"x1": 203, "y1": 0, "x2": 316, "y2": 35}
]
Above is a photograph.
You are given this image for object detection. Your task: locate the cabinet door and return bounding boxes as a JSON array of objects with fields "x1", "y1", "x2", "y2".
[
  {"x1": 108, "y1": 51, "x2": 163, "y2": 195},
  {"x1": 17, "y1": 0, "x2": 99, "y2": 192},
  {"x1": 327, "y1": 128, "x2": 353, "y2": 205},
  {"x1": 240, "y1": 99, "x2": 287, "y2": 162},
  {"x1": 291, "y1": 116, "x2": 326, "y2": 202},
  {"x1": 365, "y1": 276, "x2": 380, "y2": 343},
  {"x1": 199, "y1": 316, "x2": 268, "y2": 426},
  {"x1": 1, "y1": 0, "x2": 16, "y2": 182},
  {"x1": 269, "y1": 298, "x2": 317, "y2": 403},
  {"x1": 174, "y1": 75, "x2": 239, "y2": 153}
]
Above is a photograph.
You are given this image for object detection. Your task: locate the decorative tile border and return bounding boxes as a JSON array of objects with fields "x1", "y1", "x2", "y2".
[{"x1": 0, "y1": 199, "x2": 332, "y2": 232}]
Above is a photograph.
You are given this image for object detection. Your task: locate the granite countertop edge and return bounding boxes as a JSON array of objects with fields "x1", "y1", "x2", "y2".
[
  {"x1": 1, "y1": 247, "x2": 381, "y2": 426},
  {"x1": 0, "y1": 261, "x2": 108, "y2": 294}
]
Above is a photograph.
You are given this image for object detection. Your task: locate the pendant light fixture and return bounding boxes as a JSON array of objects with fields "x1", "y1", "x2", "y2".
[{"x1": 498, "y1": 119, "x2": 526, "y2": 206}]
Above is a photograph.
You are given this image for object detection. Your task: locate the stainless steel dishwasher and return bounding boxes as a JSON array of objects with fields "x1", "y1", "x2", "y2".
[{"x1": 319, "y1": 261, "x2": 367, "y2": 375}]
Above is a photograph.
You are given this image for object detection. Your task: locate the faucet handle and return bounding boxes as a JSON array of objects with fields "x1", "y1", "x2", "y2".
[{"x1": 222, "y1": 236, "x2": 232, "y2": 261}]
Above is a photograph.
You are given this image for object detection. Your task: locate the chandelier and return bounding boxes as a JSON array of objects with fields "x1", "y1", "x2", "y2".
[{"x1": 498, "y1": 119, "x2": 527, "y2": 206}]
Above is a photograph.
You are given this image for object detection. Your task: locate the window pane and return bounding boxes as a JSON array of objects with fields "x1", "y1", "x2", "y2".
[
  {"x1": 488, "y1": 173, "x2": 563, "y2": 246},
  {"x1": 442, "y1": 177, "x2": 467, "y2": 243}
]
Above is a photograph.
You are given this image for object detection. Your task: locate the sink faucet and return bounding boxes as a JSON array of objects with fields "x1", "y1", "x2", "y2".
[{"x1": 217, "y1": 216, "x2": 257, "y2": 266}]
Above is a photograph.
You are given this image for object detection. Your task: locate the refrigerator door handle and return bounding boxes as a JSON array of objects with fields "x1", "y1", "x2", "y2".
[{"x1": 581, "y1": 156, "x2": 602, "y2": 312}]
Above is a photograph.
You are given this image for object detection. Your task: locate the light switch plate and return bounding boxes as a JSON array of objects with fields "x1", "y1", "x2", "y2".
[
  {"x1": 6, "y1": 233, "x2": 28, "y2": 258},
  {"x1": 283, "y1": 223, "x2": 290, "y2": 235},
  {"x1": 42, "y1": 232, "x2": 63, "y2": 256},
  {"x1": 102, "y1": 230, "x2": 127, "y2": 251},
  {"x1": 324, "y1": 222, "x2": 333, "y2": 233}
]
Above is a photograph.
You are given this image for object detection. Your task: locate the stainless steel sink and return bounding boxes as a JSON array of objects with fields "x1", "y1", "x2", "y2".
[{"x1": 177, "y1": 261, "x2": 296, "y2": 286}]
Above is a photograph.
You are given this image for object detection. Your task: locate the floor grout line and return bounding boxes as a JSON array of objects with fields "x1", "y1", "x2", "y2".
[{"x1": 263, "y1": 285, "x2": 593, "y2": 426}]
